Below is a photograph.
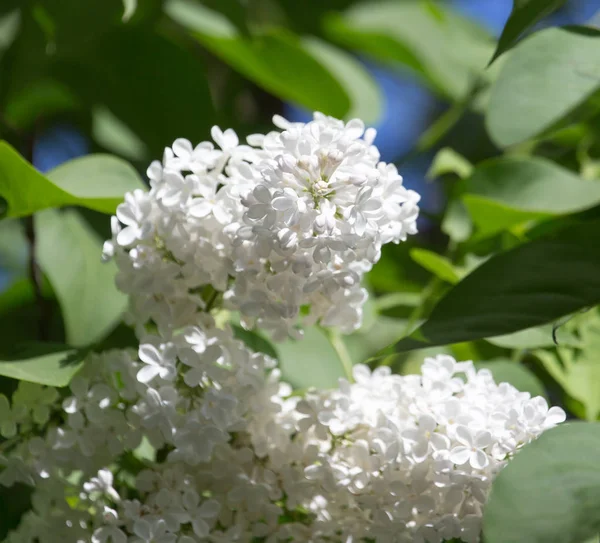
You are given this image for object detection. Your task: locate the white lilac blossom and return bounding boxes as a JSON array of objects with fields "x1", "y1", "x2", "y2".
[
  {"x1": 0, "y1": 115, "x2": 566, "y2": 543},
  {"x1": 104, "y1": 113, "x2": 420, "y2": 340},
  {"x1": 1, "y1": 341, "x2": 565, "y2": 543}
]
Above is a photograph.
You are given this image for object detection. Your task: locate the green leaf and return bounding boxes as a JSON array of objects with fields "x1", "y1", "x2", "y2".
[
  {"x1": 463, "y1": 157, "x2": 600, "y2": 237},
  {"x1": 487, "y1": 324, "x2": 581, "y2": 349},
  {"x1": 301, "y1": 37, "x2": 382, "y2": 124},
  {"x1": 476, "y1": 359, "x2": 546, "y2": 398},
  {"x1": 276, "y1": 326, "x2": 345, "y2": 389},
  {"x1": 427, "y1": 147, "x2": 473, "y2": 180},
  {"x1": 483, "y1": 422, "x2": 600, "y2": 543},
  {"x1": 232, "y1": 325, "x2": 278, "y2": 359},
  {"x1": 388, "y1": 219, "x2": 600, "y2": 352},
  {"x1": 467, "y1": 157, "x2": 600, "y2": 214},
  {"x1": 0, "y1": 343, "x2": 85, "y2": 387},
  {"x1": 0, "y1": 142, "x2": 144, "y2": 218},
  {"x1": 46, "y1": 154, "x2": 145, "y2": 213},
  {"x1": 36, "y1": 209, "x2": 126, "y2": 347},
  {"x1": 166, "y1": 0, "x2": 350, "y2": 118},
  {"x1": 490, "y1": 0, "x2": 567, "y2": 63},
  {"x1": 487, "y1": 27, "x2": 600, "y2": 147},
  {"x1": 324, "y1": 2, "x2": 494, "y2": 100},
  {"x1": 410, "y1": 248, "x2": 461, "y2": 284},
  {"x1": 463, "y1": 195, "x2": 547, "y2": 239}
]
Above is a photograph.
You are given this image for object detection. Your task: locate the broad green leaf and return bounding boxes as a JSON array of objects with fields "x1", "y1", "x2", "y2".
[
  {"x1": 0, "y1": 142, "x2": 144, "y2": 218},
  {"x1": 483, "y1": 422, "x2": 600, "y2": 543},
  {"x1": 166, "y1": 0, "x2": 350, "y2": 118},
  {"x1": 301, "y1": 37, "x2": 382, "y2": 124},
  {"x1": 427, "y1": 147, "x2": 473, "y2": 180},
  {"x1": 276, "y1": 326, "x2": 345, "y2": 389},
  {"x1": 0, "y1": 344, "x2": 85, "y2": 386},
  {"x1": 487, "y1": 27, "x2": 600, "y2": 147},
  {"x1": 36, "y1": 209, "x2": 126, "y2": 347},
  {"x1": 463, "y1": 157, "x2": 600, "y2": 237},
  {"x1": 324, "y1": 2, "x2": 494, "y2": 100},
  {"x1": 476, "y1": 359, "x2": 546, "y2": 398},
  {"x1": 410, "y1": 248, "x2": 461, "y2": 284},
  {"x1": 46, "y1": 154, "x2": 145, "y2": 213},
  {"x1": 466, "y1": 157, "x2": 600, "y2": 214},
  {"x1": 490, "y1": 0, "x2": 567, "y2": 63},
  {"x1": 463, "y1": 195, "x2": 547, "y2": 239},
  {"x1": 487, "y1": 324, "x2": 581, "y2": 349},
  {"x1": 388, "y1": 219, "x2": 600, "y2": 352}
]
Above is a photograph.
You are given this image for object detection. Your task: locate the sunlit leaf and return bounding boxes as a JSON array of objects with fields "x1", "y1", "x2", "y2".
[
  {"x1": 410, "y1": 249, "x2": 461, "y2": 284},
  {"x1": 0, "y1": 343, "x2": 85, "y2": 387},
  {"x1": 463, "y1": 157, "x2": 600, "y2": 237},
  {"x1": 487, "y1": 324, "x2": 581, "y2": 349},
  {"x1": 0, "y1": 142, "x2": 144, "y2": 218},
  {"x1": 487, "y1": 27, "x2": 600, "y2": 147},
  {"x1": 166, "y1": 0, "x2": 350, "y2": 118},
  {"x1": 276, "y1": 326, "x2": 345, "y2": 389},
  {"x1": 427, "y1": 147, "x2": 473, "y2": 180},
  {"x1": 36, "y1": 209, "x2": 126, "y2": 347},
  {"x1": 324, "y1": 2, "x2": 494, "y2": 100},
  {"x1": 484, "y1": 422, "x2": 600, "y2": 543},
  {"x1": 301, "y1": 37, "x2": 382, "y2": 124},
  {"x1": 490, "y1": 0, "x2": 567, "y2": 63}
]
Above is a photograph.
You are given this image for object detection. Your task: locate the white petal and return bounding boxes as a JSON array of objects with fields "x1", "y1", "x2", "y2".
[
  {"x1": 138, "y1": 345, "x2": 161, "y2": 366},
  {"x1": 449, "y1": 446, "x2": 471, "y2": 465},
  {"x1": 136, "y1": 365, "x2": 160, "y2": 384},
  {"x1": 470, "y1": 449, "x2": 489, "y2": 470}
]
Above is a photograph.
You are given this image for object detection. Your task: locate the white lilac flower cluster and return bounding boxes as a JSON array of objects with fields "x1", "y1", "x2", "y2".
[
  {"x1": 0, "y1": 346, "x2": 565, "y2": 543},
  {"x1": 103, "y1": 113, "x2": 420, "y2": 340},
  {"x1": 0, "y1": 114, "x2": 566, "y2": 543}
]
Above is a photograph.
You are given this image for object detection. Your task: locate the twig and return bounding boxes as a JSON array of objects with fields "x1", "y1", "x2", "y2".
[
  {"x1": 327, "y1": 329, "x2": 354, "y2": 382},
  {"x1": 23, "y1": 131, "x2": 50, "y2": 341},
  {"x1": 24, "y1": 216, "x2": 49, "y2": 341}
]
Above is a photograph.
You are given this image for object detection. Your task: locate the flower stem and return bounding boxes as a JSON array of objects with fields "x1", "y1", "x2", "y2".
[{"x1": 327, "y1": 329, "x2": 354, "y2": 382}]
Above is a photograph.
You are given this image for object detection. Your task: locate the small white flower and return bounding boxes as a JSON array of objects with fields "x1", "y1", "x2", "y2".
[
  {"x1": 137, "y1": 343, "x2": 177, "y2": 384},
  {"x1": 83, "y1": 470, "x2": 121, "y2": 502},
  {"x1": 449, "y1": 426, "x2": 493, "y2": 469}
]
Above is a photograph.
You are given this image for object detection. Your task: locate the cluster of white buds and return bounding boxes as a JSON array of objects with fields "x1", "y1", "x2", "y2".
[
  {"x1": 103, "y1": 113, "x2": 420, "y2": 340},
  {"x1": 1, "y1": 114, "x2": 566, "y2": 543}
]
